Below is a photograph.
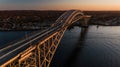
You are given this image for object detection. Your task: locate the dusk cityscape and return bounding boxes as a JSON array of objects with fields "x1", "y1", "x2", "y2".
[{"x1": 0, "y1": 0, "x2": 120, "y2": 67}]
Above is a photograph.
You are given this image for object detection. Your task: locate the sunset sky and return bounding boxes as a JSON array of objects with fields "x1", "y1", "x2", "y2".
[{"x1": 0, "y1": 0, "x2": 120, "y2": 11}]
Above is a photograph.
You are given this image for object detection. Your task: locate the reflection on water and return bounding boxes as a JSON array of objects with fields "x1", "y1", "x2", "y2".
[{"x1": 50, "y1": 25, "x2": 120, "y2": 67}]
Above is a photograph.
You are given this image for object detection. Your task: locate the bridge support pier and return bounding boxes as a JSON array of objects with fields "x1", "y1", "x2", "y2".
[{"x1": 80, "y1": 15, "x2": 91, "y2": 28}]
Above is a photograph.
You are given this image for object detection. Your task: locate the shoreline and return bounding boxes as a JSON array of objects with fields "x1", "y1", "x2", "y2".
[{"x1": 0, "y1": 24, "x2": 120, "y2": 31}]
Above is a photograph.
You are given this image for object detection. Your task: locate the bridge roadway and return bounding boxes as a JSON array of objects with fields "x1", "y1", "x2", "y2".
[{"x1": 0, "y1": 10, "x2": 79, "y2": 66}]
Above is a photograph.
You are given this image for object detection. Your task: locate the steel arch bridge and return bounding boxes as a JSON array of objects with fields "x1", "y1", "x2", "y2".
[{"x1": 0, "y1": 10, "x2": 91, "y2": 67}]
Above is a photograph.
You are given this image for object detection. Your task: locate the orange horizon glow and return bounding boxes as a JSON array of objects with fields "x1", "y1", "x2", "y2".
[
  {"x1": 0, "y1": 0, "x2": 120, "y2": 11},
  {"x1": 35, "y1": 4, "x2": 120, "y2": 11}
]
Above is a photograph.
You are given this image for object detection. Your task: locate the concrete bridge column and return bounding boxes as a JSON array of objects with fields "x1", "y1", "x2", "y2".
[{"x1": 81, "y1": 16, "x2": 91, "y2": 27}]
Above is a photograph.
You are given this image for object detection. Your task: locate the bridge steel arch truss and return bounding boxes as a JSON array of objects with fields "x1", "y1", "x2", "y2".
[
  {"x1": 0, "y1": 10, "x2": 90, "y2": 67},
  {"x1": 1, "y1": 28, "x2": 66, "y2": 67}
]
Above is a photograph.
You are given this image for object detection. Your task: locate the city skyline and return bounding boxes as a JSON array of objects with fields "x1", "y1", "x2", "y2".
[{"x1": 0, "y1": 0, "x2": 120, "y2": 11}]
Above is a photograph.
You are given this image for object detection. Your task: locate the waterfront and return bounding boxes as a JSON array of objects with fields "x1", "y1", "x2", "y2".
[{"x1": 50, "y1": 25, "x2": 120, "y2": 67}]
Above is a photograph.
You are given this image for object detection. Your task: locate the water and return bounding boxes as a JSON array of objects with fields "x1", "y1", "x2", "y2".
[
  {"x1": 0, "y1": 25, "x2": 120, "y2": 67},
  {"x1": 50, "y1": 25, "x2": 120, "y2": 67},
  {"x1": 0, "y1": 31, "x2": 31, "y2": 48}
]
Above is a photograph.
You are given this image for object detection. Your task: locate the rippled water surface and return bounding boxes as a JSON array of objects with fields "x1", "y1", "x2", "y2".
[{"x1": 50, "y1": 25, "x2": 120, "y2": 67}]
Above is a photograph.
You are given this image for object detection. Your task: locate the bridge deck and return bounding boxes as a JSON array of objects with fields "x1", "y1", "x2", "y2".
[{"x1": 0, "y1": 10, "x2": 91, "y2": 67}]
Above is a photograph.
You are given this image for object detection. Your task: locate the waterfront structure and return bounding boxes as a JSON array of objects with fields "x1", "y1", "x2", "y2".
[{"x1": 0, "y1": 10, "x2": 90, "y2": 67}]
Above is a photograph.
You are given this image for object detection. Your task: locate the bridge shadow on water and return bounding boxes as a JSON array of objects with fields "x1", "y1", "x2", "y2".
[
  {"x1": 50, "y1": 25, "x2": 89, "y2": 67},
  {"x1": 63, "y1": 27, "x2": 89, "y2": 67}
]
